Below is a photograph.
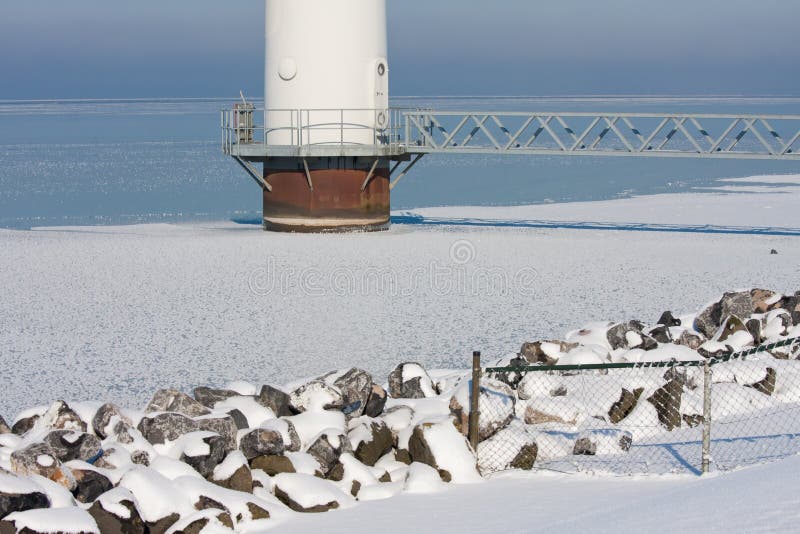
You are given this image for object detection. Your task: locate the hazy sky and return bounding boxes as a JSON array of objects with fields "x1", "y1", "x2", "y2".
[{"x1": 1, "y1": 0, "x2": 798, "y2": 99}]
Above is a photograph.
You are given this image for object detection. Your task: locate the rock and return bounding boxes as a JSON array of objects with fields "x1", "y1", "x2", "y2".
[
  {"x1": 573, "y1": 429, "x2": 632, "y2": 455},
  {"x1": 694, "y1": 300, "x2": 723, "y2": 339},
  {"x1": 307, "y1": 431, "x2": 350, "y2": 476},
  {"x1": 477, "y1": 422, "x2": 538, "y2": 473},
  {"x1": 72, "y1": 469, "x2": 113, "y2": 504},
  {"x1": 407, "y1": 421, "x2": 479, "y2": 482},
  {"x1": 657, "y1": 311, "x2": 681, "y2": 327},
  {"x1": 746, "y1": 318, "x2": 764, "y2": 344},
  {"x1": 147, "y1": 513, "x2": 181, "y2": 534},
  {"x1": 131, "y1": 451, "x2": 150, "y2": 466},
  {"x1": 524, "y1": 403, "x2": 577, "y2": 425},
  {"x1": 715, "y1": 315, "x2": 747, "y2": 342},
  {"x1": 744, "y1": 368, "x2": 777, "y2": 396},
  {"x1": 192, "y1": 387, "x2": 239, "y2": 408},
  {"x1": 490, "y1": 356, "x2": 528, "y2": 389},
  {"x1": 11, "y1": 416, "x2": 38, "y2": 437},
  {"x1": 349, "y1": 420, "x2": 393, "y2": 466},
  {"x1": 256, "y1": 384, "x2": 294, "y2": 417},
  {"x1": 698, "y1": 343, "x2": 733, "y2": 360},
  {"x1": 10, "y1": 443, "x2": 76, "y2": 491},
  {"x1": 92, "y1": 403, "x2": 132, "y2": 439},
  {"x1": 676, "y1": 330, "x2": 705, "y2": 350},
  {"x1": 751, "y1": 288, "x2": 779, "y2": 313},
  {"x1": 783, "y1": 292, "x2": 800, "y2": 325},
  {"x1": 211, "y1": 452, "x2": 253, "y2": 493},
  {"x1": 520, "y1": 341, "x2": 577, "y2": 365},
  {"x1": 181, "y1": 434, "x2": 228, "y2": 478},
  {"x1": 290, "y1": 381, "x2": 344, "y2": 412},
  {"x1": 195, "y1": 415, "x2": 238, "y2": 452},
  {"x1": 88, "y1": 497, "x2": 146, "y2": 534},
  {"x1": 450, "y1": 378, "x2": 515, "y2": 441},
  {"x1": 606, "y1": 321, "x2": 645, "y2": 350},
  {"x1": 137, "y1": 412, "x2": 198, "y2": 445},
  {"x1": 0, "y1": 417, "x2": 9, "y2": 435},
  {"x1": 0, "y1": 474, "x2": 50, "y2": 520},
  {"x1": 272, "y1": 473, "x2": 348, "y2": 513},
  {"x1": 226, "y1": 409, "x2": 249, "y2": 430},
  {"x1": 647, "y1": 379, "x2": 683, "y2": 431},
  {"x1": 363, "y1": 384, "x2": 388, "y2": 418},
  {"x1": 683, "y1": 414, "x2": 704, "y2": 427},
  {"x1": 145, "y1": 389, "x2": 211, "y2": 417},
  {"x1": 695, "y1": 292, "x2": 753, "y2": 338},
  {"x1": 648, "y1": 325, "x2": 672, "y2": 344},
  {"x1": 771, "y1": 249, "x2": 779, "y2": 255},
  {"x1": 43, "y1": 431, "x2": 102, "y2": 463},
  {"x1": 607, "y1": 388, "x2": 644, "y2": 424},
  {"x1": 251, "y1": 455, "x2": 296, "y2": 476},
  {"x1": 239, "y1": 429, "x2": 285, "y2": 460},
  {"x1": 664, "y1": 366, "x2": 698, "y2": 390},
  {"x1": 262, "y1": 419, "x2": 301, "y2": 453},
  {"x1": 333, "y1": 368, "x2": 374, "y2": 418},
  {"x1": 35, "y1": 401, "x2": 87, "y2": 433},
  {"x1": 388, "y1": 363, "x2": 436, "y2": 399}
]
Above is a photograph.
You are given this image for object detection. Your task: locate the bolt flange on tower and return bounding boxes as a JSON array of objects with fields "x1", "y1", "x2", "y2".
[{"x1": 223, "y1": 0, "x2": 406, "y2": 232}]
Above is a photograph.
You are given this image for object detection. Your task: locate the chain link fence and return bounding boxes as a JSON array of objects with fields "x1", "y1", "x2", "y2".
[{"x1": 473, "y1": 338, "x2": 800, "y2": 476}]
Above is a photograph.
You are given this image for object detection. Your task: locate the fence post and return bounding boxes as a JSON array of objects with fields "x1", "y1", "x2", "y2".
[
  {"x1": 469, "y1": 351, "x2": 481, "y2": 450},
  {"x1": 702, "y1": 358, "x2": 712, "y2": 474}
]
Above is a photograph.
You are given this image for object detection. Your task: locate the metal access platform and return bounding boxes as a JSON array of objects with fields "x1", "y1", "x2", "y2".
[{"x1": 222, "y1": 107, "x2": 800, "y2": 189}]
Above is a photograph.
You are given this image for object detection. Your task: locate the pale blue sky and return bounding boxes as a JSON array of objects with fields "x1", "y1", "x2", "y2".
[{"x1": 1, "y1": 0, "x2": 798, "y2": 98}]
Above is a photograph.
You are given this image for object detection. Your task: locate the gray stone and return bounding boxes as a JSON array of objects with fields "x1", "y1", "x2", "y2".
[
  {"x1": 307, "y1": 431, "x2": 350, "y2": 476},
  {"x1": 10, "y1": 443, "x2": 75, "y2": 490},
  {"x1": 213, "y1": 462, "x2": 252, "y2": 493},
  {"x1": 647, "y1": 379, "x2": 683, "y2": 431},
  {"x1": 11, "y1": 416, "x2": 38, "y2": 437},
  {"x1": 290, "y1": 381, "x2": 344, "y2": 413},
  {"x1": 137, "y1": 412, "x2": 199, "y2": 445},
  {"x1": 648, "y1": 325, "x2": 672, "y2": 344},
  {"x1": 0, "y1": 484, "x2": 50, "y2": 521},
  {"x1": 606, "y1": 321, "x2": 646, "y2": 350},
  {"x1": 363, "y1": 384, "x2": 387, "y2": 418},
  {"x1": 695, "y1": 291, "x2": 753, "y2": 338},
  {"x1": 181, "y1": 434, "x2": 228, "y2": 478},
  {"x1": 715, "y1": 315, "x2": 747, "y2": 342},
  {"x1": 572, "y1": 437, "x2": 597, "y2": 456},
  {"x1": 519, "y1": 341, "x2": 578, "y2": 365},
  {"x1": 145, "y1": 389, "x2": 211, "y2": 417},
  {"x1": 333, "y1": 368, "x2": 373, "y2": 418},
  {"x1": 350, "y1": 420, "x2": 393, "y2": 466},
  {"x1": 657, "y1": 311, "x2": 681, "y2": 327},
  {"x1": 251, "y1": 455, "x2": 296, "y2": 476},
  {"x1": 746, "y1": 318, "x2": 764, "y2": 344},
  {"x1": 195, "y1": 415, "x2": 238, "y2": 452},
  {"x1": 744, "y1": 368, "x2": 777, "y2": 396},
  {"x1": 72, "y1": 469, "x2": 113, "y2": 504},
  {"x1": 239, "y1": 429, "x2": 285, "y2": 460},
  {"x1": 92, "y1": 403, "x2": 132, "y2": 439},
  {"x1": 0, "y1": 417, "x2": 9, "y2": 435},
  {"x1": 450, "y1": 378, "x2": 515, "y2": 441},
  {"x1": 193, "y1": 387, "x2": 239, "y2": 408},
  {"x1": 676, "y1": 330, "x2": 706, "y2": 350},
  {"x1": 388, "y1": 363, "x2": 436, "y2": 399},
  {"x1": 88, "y1": 499, "x2": 146, "y2": 534},
  {"x1": 256, "y1": 385, "x2": 294, "y2": 417},
  {"x1": 44, "y1": 430, "x2": 102, "y2": 463},
  {"x1": 226, "y1": 409, "x2": 249, "y2": 430}
]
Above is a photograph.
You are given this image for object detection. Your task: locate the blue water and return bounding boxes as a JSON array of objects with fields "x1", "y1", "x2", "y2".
[{"x1": 1, "y1": 96, "x2": 800, "y2": 229}]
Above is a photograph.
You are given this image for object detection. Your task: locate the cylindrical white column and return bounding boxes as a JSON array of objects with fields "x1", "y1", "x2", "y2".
[{"x1": 265, "y1": 0, "x2": 389, "y2": 145}]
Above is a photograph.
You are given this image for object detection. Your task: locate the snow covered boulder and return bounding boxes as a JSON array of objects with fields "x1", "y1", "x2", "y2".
[
  {"x1": 347, "y1": 418, "x2": 393, "y2": 466},
  {"x1": 290, "y1": 381, "x2": 344, "y2": 413},
  {"x1": 145, "y1": 389, "x2": 210, "y2": 418},
  {"x1": 740, "y1": 367, "x2": 777, "y2": 396},
  {"x1": 364, "y1": 384, "x2": 388, "y2": 418},
  {"x1": 306, "y1": 431, "x2": 351, "y2": 476},
  {"x1": 403, "y1": 462, "x2": 445, "y2": 494},
  {"x1": 87, "y1": 488, "x2": 146, "y2": 534},
  {"x1": 118, "y1": 468, "x2": 193, "y2": 533},
  {"x1": 10, "y1": 444, "x2": 75, "y2": 491},
  {"x1": 676, "y1": 330, "x2": 705, "y2": 350},
  {"x1": 0, "y1": 417, "x2": 10, "y2": 436},
  {"x1": 0, "y1": 473, "x2": 50, "y2": 520},
  {"x1": 71, "y1": 469, "x2": 113, "y2": 504},
  {"x1": 27, "y1": 401, "x2": 86, "y2": 435},
  {"x1": 192, "y1": 387, "x2": 239, "y2": 409},
  {"x1": 272, "y1": 473, "x2": 354, "y2": 513},
  {"x1": 520, "y1": 340, "x2": 577, "y2": 365},
  {"x1": 195, "y1": 414, "x2": 238, "y2": 452},
  {"x1": 694, "y1": 291, "x2": 753, "y2": 338},
  {"x1": 607, "y1": 321, "x2": 656, "y2": 351},
  {"x1": 449, "y1": 378, "x2": 515, "y2": 441},
  {"x1": 91, "y1": 403, "x2": 132, "y2": 439},
  {"x1": 1, "y1": 508, "x2": 100, "y2": 534},
  {"x1": 327, "y1": 453, "x2": 381, "y2": 498},
  {"x1": 239, "y1": 429, "x2": 285, "y2": 460},
  {"x1": 407, "y1": 420, "x2": 480, "y2": 483},
  {"x1": 211, "y1": 451, "x2": 252, "y2": 493},
  {"x1": 607, "y1": 388, "x2": 644, "y2": 424},
  {"x1": 477, "y1": 421, "x2": 538, "y2": 473},
  {"x1": 250, "y1": 455, "x2": 297, "y2": 476},
  {"x1": 524, "y1": 397, "x2": 581, "y2": 426},
  {"x1": 260, "y1": 419, "x2": 301, "y2": 453},
  {"x1": 179, "y1": 433, "x2": 228, "y2": 478},
  {"x1": 647, "y1": 379, "x2": 683, "y2": 431},
  {"x1": 333, "y1": 368, "x2": 374, "y2": 417},
  {"x1": 43, "y1": 430, "x2": 101, "y2": 463},
  {"x1": 137, "y1": 413, "x2": 199, "y2": 445},
  {"x1": 517, "y1": 373, "x2": 568, "y2": 401},
  {"x1": 388, "y1": 363, "x2": 437, "y2": 399},
  {"x1": 256, "y1": 385, "x2": 294, "y2": 417}
]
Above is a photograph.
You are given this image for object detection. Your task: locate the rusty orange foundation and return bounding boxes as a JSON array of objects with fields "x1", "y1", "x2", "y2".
[{"x1": 262, "y1": 158, "x2": 390, "y2": 232}]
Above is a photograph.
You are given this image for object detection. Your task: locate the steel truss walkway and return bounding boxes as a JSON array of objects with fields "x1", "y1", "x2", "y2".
[{"x1": 222, "y1": 108, "x2": 800, "y2": 188}]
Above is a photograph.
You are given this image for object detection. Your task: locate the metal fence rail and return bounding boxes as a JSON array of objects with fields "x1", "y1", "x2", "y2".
[{"x1": 473, "y1": 337, "x2": 800, "y2": 476}]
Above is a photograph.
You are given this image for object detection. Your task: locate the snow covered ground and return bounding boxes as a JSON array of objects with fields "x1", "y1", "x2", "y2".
[
  {"x1": 281, "y1": 456, "x2": 800, "y2": 533},
  {"x1": 1, "y1": 175, "x2": 799, "y2": 419}
]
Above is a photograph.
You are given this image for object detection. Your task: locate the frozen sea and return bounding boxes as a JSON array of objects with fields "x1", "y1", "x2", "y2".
[{"x1": 2, "y1": 96, "x2": 800, "y2": 229}]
